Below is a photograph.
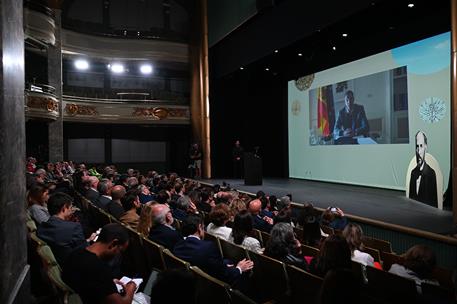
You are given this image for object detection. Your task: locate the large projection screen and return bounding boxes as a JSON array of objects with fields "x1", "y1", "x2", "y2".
[{"x1": 288, "y1": 32, "x2": 450, "y2": 191}]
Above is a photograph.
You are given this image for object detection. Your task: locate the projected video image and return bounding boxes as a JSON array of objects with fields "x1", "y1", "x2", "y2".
[{"x1": 309, "y1": 66, "x2": 409, "y2": 145}]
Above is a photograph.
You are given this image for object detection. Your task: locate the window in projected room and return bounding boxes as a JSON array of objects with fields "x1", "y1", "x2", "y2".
[{"x1": 308, "y1": 66, "x2": 409, "y2": 145}]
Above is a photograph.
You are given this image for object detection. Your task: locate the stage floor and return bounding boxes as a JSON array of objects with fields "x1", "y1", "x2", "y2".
[{"x1": 202, "y1": 178, "x2": 455, "y2": 235}]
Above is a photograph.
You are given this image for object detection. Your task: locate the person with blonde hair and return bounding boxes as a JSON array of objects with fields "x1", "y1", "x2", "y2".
[
  {"x1": 137, "y1": 202, "x2": 155, "y2": 236},
  {"x1": 228, "y1": 198, "x2": 246, "y2": 221}
]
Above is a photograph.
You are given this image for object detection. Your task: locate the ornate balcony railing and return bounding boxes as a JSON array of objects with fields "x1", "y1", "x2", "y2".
[{"x1": 25, "y1": 83, "x2": 59, "y2": 120}]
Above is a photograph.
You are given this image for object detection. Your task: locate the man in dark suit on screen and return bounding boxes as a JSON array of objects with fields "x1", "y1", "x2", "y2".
[
  {"x1": 408, "y1": 131, "x2": 438, "y2": 207},
  {"x1": 333, "y1": 90, "x2": 370, "y2": 143}
]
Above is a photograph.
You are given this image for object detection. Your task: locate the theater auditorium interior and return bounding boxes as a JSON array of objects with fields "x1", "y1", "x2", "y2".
[{"x1": 1, "y1": 0, "x2": 457, "y2": 303}]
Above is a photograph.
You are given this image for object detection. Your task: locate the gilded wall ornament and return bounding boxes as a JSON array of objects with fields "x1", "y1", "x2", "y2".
[
  {"x1": 27, "y1": 96, "x2": 58, "y2": 112},
  {"x1": 65, "y1": 104, "x2": 98, "y2": 116},
  {"x1": 294, "y1": 74, "x2": 315, "y2": 91}
]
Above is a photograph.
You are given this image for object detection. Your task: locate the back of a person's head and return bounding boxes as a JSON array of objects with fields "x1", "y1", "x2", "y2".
[
  {"x1": 47, "y1": 192, "x2": 72, "y2": 216},
  {"x1": 266, "y1": 222, "x2": 295, "y2": 259},
  {"x1": 318, "y1": 235, "x2": 352, "y2": 275},
  {"x1": 256, "y1": 190, "x2": 265, "y2": 199},
  {"x1": 209, "y1": 203, "x2": 230, "y2": 227},
  {"x1": 319, "y1": 269, "x2": 360, "y2": 304},
  {"x1": 181, "y1": 214, "x2": 203, "y2": 237},
  {"x1": 278, "y1": 196, "x2": 291, "y2": 211},
  {"x1": 232, "y1": 210, "x2": 253, "y2": 244},
  {"x1": 342, "y1": 223, "x2": 364, "y2": 252},
  {"x1": 298, "y1": 203, "x2": 317, "y2": 226},
  {"x1": 269, "y1": 195, "x2": 278, "y2": 210},
  {"x1": 302, "y1": 221, "x2": 322, "y2": 247},
  {"x1": 111, "y1": 185, "x2": 126, "y2": 201},
  {"x1": 403, "y1": 244, "x2": 436, "y2": 279},
  {"x1": 260, "y1": 196, "x2": 268, "y2": 210},
  {"x1": 97, "y1": 223, "x2": 129, "y2": 245},
  {"x1": 121, "y1": 192, "x2": 138, "y2": 210},
  {"x1": 27, "y1": 183, "x2": 47, "y2": 205},
  {"x1": 321, "y1": 209, "x2": 336, "y2": 225},
  {"x1": 150, "y1": 269, "x2": 196, "y2": 304},
  {"x1": 176, "y1": 195, "x2": 191, "y2": 211},
  {"x1": 155, "y1": 189, "x2": 169, "y2": 204}
]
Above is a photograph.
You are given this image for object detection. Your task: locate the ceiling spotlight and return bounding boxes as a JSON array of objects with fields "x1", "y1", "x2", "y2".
[
  {"x1": 332, "y1": 46, "x2": 336, "y2": 51},
  {"x1": 74, "y1": 59, "x2": 89, "y2": 70},
  {"x1": 240, "y1": 67, "x2": 244, "y2": 70},
  {"x1": 110, "y1": 63, "x2": 124, "y2": 74},
  {"x1": 407, "y1": 3, "x2": 414, "y2": 8},
  {"x1": 265, "y1": 67, "x2": 270, "y2": 71},
  {"x1": 342, "y1": 33, "x2": 348, "y2": 37},
  {"x1": 274, "y1": 49, "x2": 279, "y2": 53},
  {"x1": 298, "y1": 53, "x2": 303, "y2": 56},
  {"x1": 140, "y1": 64, "x2": 153, "y2": 75}
]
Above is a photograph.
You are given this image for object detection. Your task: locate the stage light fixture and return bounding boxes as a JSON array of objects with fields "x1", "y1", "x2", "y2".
[
  {"x1": 140, "y1": 64, "x2": 153, "y2": 74},
  {"x1": 332, "y1": 46, "x2": 336, "y2": 51},
  {"x1": 298, "y1": 53, "x2": 303, "y2": 56},
  {"x1": 74, "y1": 59, "x2": 89, "y2": 70},
  {"x1": 110, "y1": 63, "x2": 124, "y2": 74},
  {"x1": 407, "y1": 3, "x2": 414, "y2": 8},
  {"x1": 265, "y1": 67, "x2": 270, "y2": 71},
  {"x1": 240, "y1": 67, "x2": 244, "y2": 70},
  {"x1": 274, "y1": 49, "x2": 279, "y2": 53},
  {"x1": 342, "y1": 33, "x2": 348, "y2": 37}
]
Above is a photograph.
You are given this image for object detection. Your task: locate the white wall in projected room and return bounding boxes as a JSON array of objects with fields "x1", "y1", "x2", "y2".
[{"x1": 288, "y1": 32, "x2": 450, "y2": 191}]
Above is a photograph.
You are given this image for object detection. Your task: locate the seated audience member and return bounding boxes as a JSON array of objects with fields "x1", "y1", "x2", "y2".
[
  {"x1": 106, "y1": 185, "x2": 126, "y2": 220},
  {"x1": 206, "y1": 204, "x2": 232, "y2": 240},
  {"x1": 37, "y1": 192, "x2": 95, "y2": 265},
  {"x1": 27, "y1": 183, "x2": 50, "y2": 224},
  {"x1": 95, "y1": 179, "x2": 113, "y2": 210},
  {"x1": 389, "y1": 245, "x2": 439, "y2": 293},
  {"x1": 127, "y1": 177, "x2": 139, "y2": 189},
  {"x1": 342, "y1": 223, "x2": 374, "y2": 267},
  {"x1": 63, "y1": 223, "x2": 136, "y2": 304},
  {"x1": 33, "y1": 168, "x2": 47, "y2": 185},
  {"x1": 274, "y1": 209, "x2": 293, "y2": 225},
  {"x1": 309, "y1": 235, "x2": 352, "y2": 278},
  {"x1": 319, "y1": 269, "x2": 361, "y2": 304},
  {"x1": 173, "y1": 195, "x2": 194, "y2": 221},
  {"x1": 277, "y1": 196, "x2": 291, "y2": 212},
  {"x1": 265, "y1": 222, "x2": 307, "y2": 269},
  {"x1": 137, "y1": 202, "x2": 155, "y2": 236},
  {"x1": 155, "y1": 189, "x2": 170, "y2": 205},
  {"x1": 149, "y1": 269, "x2": 196, "y2": 304},
  {"x1": 119, "y1": 190, "x2": 141, "y2": 230},
  {"x1": 268, "y1": 195, "x2": 278, "y2": 213},
  {"x1": 85, "y1": 176, "x2": 100, "y2": 203},
  {"x1": 321, "y1": 207, "x2": 348, "y2": 231},
  {"x1": 228, "y1": 198, "x2": 247, "y2": 222},
  {"x1": 138, "y1": 184, "x2": 154, "y2": 204},
  {"x1": 259, "y1": 196, "x2": 273, "y2": 218},
  {"x1": 149, "y1": 203, "x2": 182, "y2": 250},
  {"x1": 297, "y1": 203, "x2": 322, "y2": 247},
  {"x1": 197, "y1": 190, "x2": 214, "y2": 213},
  {"x1": 117, "y1": 174, "x2": 129, "y2": 189},
  {"x1": 173, "y1": 214, "x2": 254, "y2": 285},
  {"x1": 228, "y1": 210, "x2": 263, "y2": 254},
  {"x1": 170, "y1": 182, "x2": 184, "y2": 203},
  {"x1": 248, "y1": 199, "x2": 273, "y2": 233}
]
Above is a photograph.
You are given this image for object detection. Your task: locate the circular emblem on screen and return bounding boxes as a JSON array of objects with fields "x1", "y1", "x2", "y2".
[
  {"x1": 295, "y1": 74, "x2": 315, "y2": 91},
  {"x1": 291, "y1": 100, "x2": 301, "y2": 116},
  {"x1": 419, "y1": 97, "x2": 446, "y2": 123}
]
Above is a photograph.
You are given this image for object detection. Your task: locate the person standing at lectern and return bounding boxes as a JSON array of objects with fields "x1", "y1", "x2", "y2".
[
  {"x1": 333, "y1": 90, "x2": 369, "y2": 141},
  {"x1": 232, "y1": 140, "x2": 244, "y2": 178},
  {"x1": 408, "y1": 131, "x2": 438, "y2": 207}
]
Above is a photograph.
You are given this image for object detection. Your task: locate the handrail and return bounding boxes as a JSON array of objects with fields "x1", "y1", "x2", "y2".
[
  {"x1": 62, "y1": 94, "x2": 184, "y2": 105},
  {"x1": 24, "y1": 0, "x2": 55, "y2": 18},
  {"x1": 25, "y1": 82, "x2": 56, "y2": 95}
]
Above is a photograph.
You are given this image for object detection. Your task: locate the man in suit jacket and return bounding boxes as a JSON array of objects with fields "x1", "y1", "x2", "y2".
[
  {"x1": 37, "y1": 192, "x2": 96, "y2": 265},
  {"x1": 84, "y1": 176, "x2": 100, "y2": 203},
  {"x1": 333, "y1": 90, "x2": 370, "y2": 141},
  {"x1": 106, "y1": 185, "x2": 126, "y2": 220},
  {"x1": 248, "y1": 199, "x2": 273, "y2": 233},
  {"x1": 408, "y1": 131, "x2": 438, "y2": 207},
  {"x1": 173, "y1": 214, "x2": 253, "y2": 285},
  {"x1": 95, "y1": 179, "x2": 113, "y2": 210},
  {"x1": 149, "y1": 204, "x2": 182, "y2": 250}
]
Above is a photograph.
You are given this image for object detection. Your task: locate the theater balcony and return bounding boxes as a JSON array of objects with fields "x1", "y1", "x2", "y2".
[{"x1": 25, "y1": 83, "x2": 59, "y2": 121}]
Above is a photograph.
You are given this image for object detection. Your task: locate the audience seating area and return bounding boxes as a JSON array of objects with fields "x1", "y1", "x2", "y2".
[{"x1": 25, "y1": 167, "x2": 456, "y2": 304}]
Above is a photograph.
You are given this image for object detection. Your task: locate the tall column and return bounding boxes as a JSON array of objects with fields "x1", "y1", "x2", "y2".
[
  {"x1": 190, "y1": 0, "x2": 211, "y2": 178},
  {"x1": 48, "y1": 9, "x2": 63, "y2": 162},
  {"x1": 0, "y1": 0, "x2": 30, "y2": 303},
  {"x1": 451, "y1": 0, "x2": 457, "y2": 223}
]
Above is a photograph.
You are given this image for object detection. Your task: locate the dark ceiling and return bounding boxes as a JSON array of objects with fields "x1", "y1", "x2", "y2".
[{"x1": 209, "y1": 0, "x2": 451, "y2": 80}]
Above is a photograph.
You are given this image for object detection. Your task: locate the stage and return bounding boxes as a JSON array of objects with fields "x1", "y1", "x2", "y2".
[{"x1": 202, "y1": 178, "x2": 455, "y2": 235}]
